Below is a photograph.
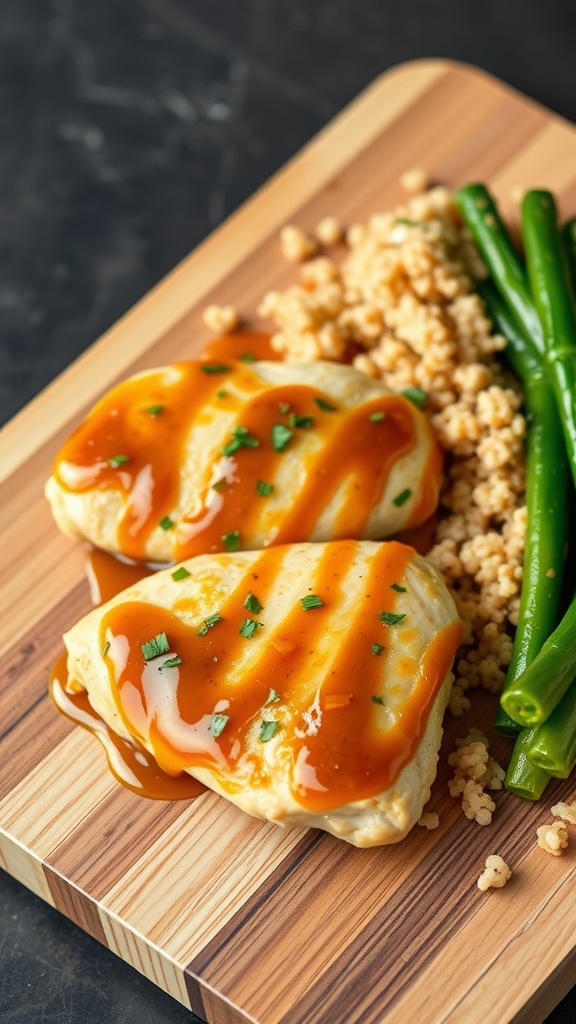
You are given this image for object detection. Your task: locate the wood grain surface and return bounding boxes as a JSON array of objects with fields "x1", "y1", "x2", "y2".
[{"x1": 1, "y1": 59, "x2": 576, "y2": 1024}]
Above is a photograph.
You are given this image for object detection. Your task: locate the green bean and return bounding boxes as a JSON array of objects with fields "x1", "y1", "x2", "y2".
[
  {"x1": 521, "y1": 190, "x2": 576, "y2": 490},
  {"x1": 504, "y1": 727, "x2": 551, "y2": 800},
  {"x1": 526, "y1": 676, "x2": 576, "y2": 778}
]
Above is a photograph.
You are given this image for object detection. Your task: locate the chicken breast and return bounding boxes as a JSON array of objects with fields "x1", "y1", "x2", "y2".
[
  {"x1": 46, "y1": 360, "x2": 441, "y2": 563},
  {"x1": 63, "y1": 539, "x2": 462, "y2": 846}
]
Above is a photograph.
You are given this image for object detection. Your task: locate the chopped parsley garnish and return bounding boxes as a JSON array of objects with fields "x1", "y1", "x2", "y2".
[
  {"x1": 216, "y1": 389, "x2": 228, "y2": 398},
  {"x1": 244, "y1": 591, "x2": 263, "y2": 615},
  {"x1": 288, "y1": 413, "x2": 314, "y2": 429},
  {"x1": 239, "y1": 617, "x2": 263, "y2": 639},
  {"x1": 102, "y1": 641, "x2": 110, "y2": 657},
  {"x1": 369, "y1": 411, "x2": 386, "y2": 422},
  {"x1": 222, "y1": 424, "x2": 260, "y2": 456},
  {"x1": 197, "y1": 613, "x2": 223, "y2": 636},
  {"x1": 271, "y1": 423, "x2": 293, "y2": 452},
  {"x1": 371, "y1": 642, "x2": 385, "y2": 656},
  {"x1": 278, "y1": 401, "x2": 291, "y2": 414},
  {"x1": 141, "y1": 632, "x2": 170, "y2": 660},
  {"x1": 255, "y1": 479, "x2": 274, "y2": 496},
  {"x1": 171, "y1": 566, "x2": 191, "y2": 581},
  {"x1": 371, "y1": 695, "x2": 385, "y2": 705},
  {"x1": 390, "y1": 582, "x2": 407, "y2": 593},
  {"x1": 259, "y1": 720, "x2": 278, "y2": 742},
  {"x1": 147, "y1": 404, "x2": 164, "y2": 417},
  {"x1": 300, "y1": 594, "x2": 323, "y2": 611},
  {"x1": 108, "y1": 454, "x2": 130, "y2": 467},
  {"x1": 401, "y1": 386, "x2": 428, "y2": 407},
  {"x1": 379, "y1": 611, "x2": 406, "y2": 626},
  {"x1": 158, "y1": 515, "x2": 175, "y2": 531},
  {"x1": 239, "y1": 352, "x2": 256, "y2": 362},
  {"x1": 265, "y1": 689, "x2": 281, "y2": 704},
  {"x1": 160, "y1": 655, "x2": 182, "y2": 671},
  {"x1": 201, "y1": 363, "x2": 230, "y2": 374},
  {"x1": 314, "y1": 397, "x2": 337, "y2": 412},
  {"x1": 394, "y1": 217, "x2": 422, "y2": 227},
  {"x1": 222, "y1": 530, "x2": 241, "y2": 552},
  {"x1": 212, "y1": 478, "x2": 227, "y2": 491},
  {"x1": 209, "y1": 713, "x2": 229, "y2": 738},
  {"x1": 393, "y1": 488, "x2": 412, "y2": 507}
]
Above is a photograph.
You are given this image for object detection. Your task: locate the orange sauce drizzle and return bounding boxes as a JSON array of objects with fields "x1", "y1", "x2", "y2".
[
  {"x1": 49, "y1": 652, "x2": 205, "y2": 800},
  {"x1": 200, "y1": 330, "x2": 280, "y2": 362},
  {"x1": 53, "y1": 360, "x2": 440, "y2": 562},
  {"x1": 98, "y1": 541, "x2": 463, "y2": 812}
]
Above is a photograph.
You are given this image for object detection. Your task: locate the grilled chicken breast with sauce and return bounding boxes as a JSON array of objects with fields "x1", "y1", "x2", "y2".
[
  {"x1": 46, "y1": 360, "x2": 441, "y2": 563},
  {"x1": 62, "y1": 539, "x2": 462, "y2": 847}
]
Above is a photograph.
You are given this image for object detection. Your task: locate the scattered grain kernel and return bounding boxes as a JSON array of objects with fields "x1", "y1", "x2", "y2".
[
  {"x1": 552, "y1": 799, "x2": 576, "y2": 825},
  {"x1": 202, "y1": 304, "x2": 240, "y2": 333},
  {"x1": 477, "y1": 855, "x2": 512, "y2": 891},
  {"x1": 400, "y1": 167, "x2": 429, "y2": 193},
  {"x1": 315, "y1": 215, "x2": 344, "y2": 246},
  {"x1": 536, "y1": 821, "x2": 569, "y2": 856},
  {"x1": 417, "y1": 811, "x2": 440, "y2": 830},
  {"x1": 279, "y1": 225, "x2": 318, "y2": 262}
]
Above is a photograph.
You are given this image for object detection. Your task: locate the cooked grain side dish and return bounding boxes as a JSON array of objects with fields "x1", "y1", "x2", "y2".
[{"x1": 255, "y1": 180, "x2": 526, "y2": 721}]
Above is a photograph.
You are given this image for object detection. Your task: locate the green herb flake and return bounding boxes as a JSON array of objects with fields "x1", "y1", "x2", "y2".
[
  {"x1": 239, "y1": 617, "x2": 263, "y2": 639},
  {"x1": 369, "y1": 411, "x2": 386, "y2": 422},
  {"x1": 255, "y1": 479, "x2": 274, "y2": 496},
  {"x1": 171, "y1": 566, "x2": 191, "y2": 581},
  {"x1": 300, "y1": 594, "x2": 323, "y2": 611},
  {"x1": 147, "y1": 405, "x2": 164, "y2": 417},
  {"x1": 372, "y1": 695, "x2": 385, "y2": 705},
  {"x1": 259, "y1": 720, "x2": 278, "y2": 742},
  {"x1": 108, "y1": 453, "x2": 130, "y2": 468},
  {"x1": 222, "y1": 424, "x2": 260, "y2": 456},
  {"x1": 393, "y1": 488, "x2": 412, "y2": 507},
  {"x1": 271, "y1": 423, "x2": 293, "y2": 452},
  {"x1": 244, "y1": 591, "x2": 263, "y2": 615},
  {"x1": 401, "y1": 386, "x2": 428, "y2": 407},
  {"x1": 141, "y1": 632, "x2": 170, "y2": 660},
  {"x1": 278, "y1": 401, "x2": 291, "y2": 415},
  {"x1": 394, "y1": 218, "x2": 422, "y2": 227},
  {"x1": 216, "y1": 389, "x2": 228, "y2": 399},
  {"x1": 160, "y1": 655, "x2": 182, "y2": 671},
  {"x1": 379, "y1": 611, "x2": 406, "y2": 626},
  {"x1": 197, "y1": 613, "x2": 223, "y2": 636},
  {"x1": 102, "y1": 641, "x2": 111, "y2": 657},
  {"x1": 371, "y1": 643, "x2": 385, "y2": 656},
  {"x1": 158, "y1": 515, "x2": 175, "y2": 531},
  {"x1": 390, "y1": 582, "x2": 407, "y2": 593},
  {"x1": 239, "y1": 352, "x2": 256, "y2": 362},
  {"x1": 212, "y1": 478, "x2": 227, "y2": 491},
  {"x1": 201, "y1": 363, "x2": 230, "y2": 374},
  {"x1": 221, "y1": 530, "x2": 241, "y2": 552},
  {"x1": 209, "y1": 713, "x2": 229, "y2": 738},
  {"x1": 266, "y1": 689, "x2": 281, "y2": 704},
  {"x1": 314, "y1": 397, "x2": 337, "y2": 412},
  {"x1": 288, "y1": 413, "x2": 314, "y2": 429}
]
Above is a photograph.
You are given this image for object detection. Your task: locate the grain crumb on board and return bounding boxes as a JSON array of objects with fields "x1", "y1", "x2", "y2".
[
  {"x1": 417, "y1": 811, "x2": 440, "y2": 830},
  {"x1": 264, "y1": 182, "x2": 526, "y2": 701},
  {"x1": 552, "y1": 799, "x2": 576, "y2": 825},
  {"x1": 448, "y1": 727, "x2": 505, "y2": 825},
  {"x1": 202, "y1": 304, "x2": 240, "y2": 333},
  {"x1": 536, "y1": 821, "x2": 570, "y2": 856},
  {"x1": 315, "y1": 215, "x2": 344, "y2": 246},
  {"x1": 477, "y1": 855, "x2": 512, "y2": 891}
]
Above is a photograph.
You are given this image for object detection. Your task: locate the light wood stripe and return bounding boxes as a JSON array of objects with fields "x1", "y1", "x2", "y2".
[{"x1": 2, "y1": 60, "x2": 576, "y2": 1024}]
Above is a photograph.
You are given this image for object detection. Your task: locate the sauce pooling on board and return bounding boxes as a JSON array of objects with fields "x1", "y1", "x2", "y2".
[
  {"x1": 50, "y1": 652, "x2": 205, "y2": 800},
  {"x1": 98, "y1": 541, "x2": 463, "y2": 812},
  {"x1": 53, "y1": 356, "x2": 441, "y2": 562}
]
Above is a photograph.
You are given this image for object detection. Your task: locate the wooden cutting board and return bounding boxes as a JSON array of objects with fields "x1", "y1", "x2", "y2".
[{"x1": 2, "y1": 59, "x2": 576, "y2": 1024}]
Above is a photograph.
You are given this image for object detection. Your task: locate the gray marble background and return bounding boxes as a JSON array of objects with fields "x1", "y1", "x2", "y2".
[{"x1": 1, "y1": 1, "x2": 575, "y2": 1022}]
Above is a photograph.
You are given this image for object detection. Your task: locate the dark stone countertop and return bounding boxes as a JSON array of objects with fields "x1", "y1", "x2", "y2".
[{"x1": 1, "y1": 2, "x2": 575, "y2": 1021}]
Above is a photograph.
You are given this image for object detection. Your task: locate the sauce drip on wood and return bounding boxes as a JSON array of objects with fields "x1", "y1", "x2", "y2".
[
  {"x1": 98, "y1": 541, "x2": 463, "y2": 811},
  {"x1": 53, "y1": 360, "x2": 440, "y2": 562},
  {"x1": 50, "y1": 652, "x2": 205, "y2": 800}
]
